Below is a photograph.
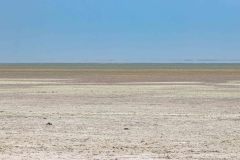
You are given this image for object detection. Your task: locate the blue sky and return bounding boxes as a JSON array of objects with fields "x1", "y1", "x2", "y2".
[{"x1": 0, "y1": 0, "x2": 240, "y2": 63}]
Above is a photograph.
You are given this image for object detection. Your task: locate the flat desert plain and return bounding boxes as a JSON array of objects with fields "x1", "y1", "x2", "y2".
[{"x1": 0, "y1": 65, "x2": 240, "y2": 159}]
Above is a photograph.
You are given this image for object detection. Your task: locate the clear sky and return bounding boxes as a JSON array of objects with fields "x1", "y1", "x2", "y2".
[{"x1": 0, "y1": 0, "x2": 240, "y2": 63}]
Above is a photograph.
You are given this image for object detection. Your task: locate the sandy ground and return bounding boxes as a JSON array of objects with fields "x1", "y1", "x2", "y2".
[{"x1": 1, "y1": 68, "x2": 240, "y2": 159}]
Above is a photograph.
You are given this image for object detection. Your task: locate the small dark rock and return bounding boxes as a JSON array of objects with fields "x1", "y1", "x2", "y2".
[
  {"x1": 46, "y1": 122, "x2": 52, "y2": 126},
  {"x1": 124, "y1": 128, "x2": 129, "y2": 130},
  {"x1": 43, "y1": 117, "x2": 47, "y2": 119}
]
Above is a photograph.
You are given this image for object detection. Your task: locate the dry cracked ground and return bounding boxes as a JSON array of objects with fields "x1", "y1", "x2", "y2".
[{"x1": 0, "y1": 78, "x2": 240, "y2": 159}]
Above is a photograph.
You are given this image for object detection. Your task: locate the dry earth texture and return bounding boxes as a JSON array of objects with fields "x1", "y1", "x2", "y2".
[{"x1": 0, "y1": 66, "x2": 240, "y2": 159}]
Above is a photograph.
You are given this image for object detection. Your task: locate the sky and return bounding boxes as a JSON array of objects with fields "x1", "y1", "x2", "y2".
[{"x1": 0, "y1": 0, "x2": 240, "y2": 63}]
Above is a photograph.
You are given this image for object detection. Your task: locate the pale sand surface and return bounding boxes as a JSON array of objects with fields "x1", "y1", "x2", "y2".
[{"x1": 1, "y1": 67, "x2": 240, "y2": 159}]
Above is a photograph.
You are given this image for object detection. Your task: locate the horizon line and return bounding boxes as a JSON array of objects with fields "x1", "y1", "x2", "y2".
[{"x1": 1, "y1": 62, "x2": 240, "y2": 65}]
